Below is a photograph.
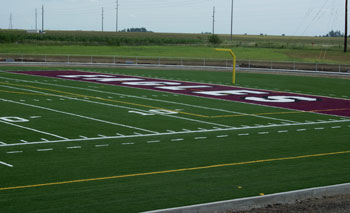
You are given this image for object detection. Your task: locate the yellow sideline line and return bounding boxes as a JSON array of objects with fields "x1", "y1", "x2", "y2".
[{"x1": 1, "y1": 150, "x2": 349, "y2": 191}]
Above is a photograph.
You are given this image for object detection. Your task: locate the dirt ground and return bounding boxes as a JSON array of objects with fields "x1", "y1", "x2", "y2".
[{"x1": 228, "y1": 194, "x2": 350, "y2": 213}]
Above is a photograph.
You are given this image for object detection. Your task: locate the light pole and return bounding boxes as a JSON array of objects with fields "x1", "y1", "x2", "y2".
[{"x1": 345, "y1": 0, "x2": 348, "y2": 52}]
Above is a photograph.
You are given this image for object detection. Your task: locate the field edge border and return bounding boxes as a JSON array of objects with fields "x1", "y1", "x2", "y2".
[{"x1": 144, "y1": 183, "x2": 350, "y2": 213}]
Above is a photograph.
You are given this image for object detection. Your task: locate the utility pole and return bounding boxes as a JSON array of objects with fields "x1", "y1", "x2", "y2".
[
  {"x1": 42, "y1": 5, "x2": 44, "y2": 32},
  {"x1": 116, "y1": 0, "x2": 119, "y2": 32},
  {"x1": 35, "y1": 8, "x2": 38, "y2": 31},
  {"x1": 345, "y1": 0, "x2": 348, "y2": 52},
  {"x1": 102, "y1": 7, "x2": 104, "y2": 32},
  {"x1": 9, "y1": 13, "x2": 13, "y2": 29},
  {"x1": 212, "y1": 6, "x2": 215, "y2": 35},
  {"x1": 231, "y1": 0, "x2": 233, "y2": 40}
]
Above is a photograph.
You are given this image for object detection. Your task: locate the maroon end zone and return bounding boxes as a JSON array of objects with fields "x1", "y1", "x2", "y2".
[{"x1": 10, "y1": 70, "x2": 350, "y2": 118}]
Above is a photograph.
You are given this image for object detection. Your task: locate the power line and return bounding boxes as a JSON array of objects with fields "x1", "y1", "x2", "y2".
[
  {"x1": 116, "y1": 0, "x2": 119, "y2": 32},
  {"x1": 345, "y1": 0, "x2": 348, "y2": 52},
  {"x1": 230, "y1": 0, "x2": 233, "y2": 39},
  {"x1": 212, "y1": 6, "x2": 215, "y2": 35},
  {"x1": 35, "y1": 8, "x2": 38, "y2": 31},
  {"x1": 9, "y1": 13, "x2": 13, "y2": 29},
  {"x1": 102, "y1": 7, "x2": 104, "y2": 32},
  {"x1": 42, "y1": 5, "x2": 44, "y2": 32}
]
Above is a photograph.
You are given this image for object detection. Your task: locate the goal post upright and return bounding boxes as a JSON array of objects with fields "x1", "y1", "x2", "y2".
[{"x1": 215, "y1": 48, "x2": 237, "y2": 84}]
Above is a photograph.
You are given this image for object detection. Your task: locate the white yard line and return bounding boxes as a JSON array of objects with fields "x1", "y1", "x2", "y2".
[
  {"x1": 0, "y1": 98, "x2": 157, "y2": 134},
  {"x1": 0, "y1": 141, "x2": 7, "y2": 145},
  {"x1": 0, "y1": 75, "x2": 298, "y2": 123},
  {"x1": 0, "y1": 119, "x2": 68, "y2": 140},
  {"x1": 0, "y1": 161, "x2": 13, "y2": 167},
  {"x1": 0, "y1": 84, "x2": 232, "y2": 129},
  {"x1": 2, "y1": 119, "x2": 349, "y2": 147}
]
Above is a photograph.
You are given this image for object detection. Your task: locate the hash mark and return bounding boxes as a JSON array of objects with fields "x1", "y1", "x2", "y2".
[
  {"x1": 171, "y1": 138, "x2": 184, "y2": 142},
  {"x1": 95, "y1": 144, "x2": 109, "y2": 147},
  {"x1": 195, "y1": 137, "x2": 207, "y2": 140},
  {"x1": 6, "y1": 151, "x2": 23, "y2": 154},
  {"x1": 315, "y1": 127, "x2": 325, "y2": 130},
  {"x1": 37, "y1": 148, "x2": 53, "y2": 152},
  {"x1": 258, "y1": 132, "x2": 269, "y2": 135},
  {"x1": 238, "y1": 133, "x2": 249, "y2": 136},
  {"x1": 147, "y1": 140, "x2": 160, "y2": 144},
  {"x1": 217, "y1": 135, "x2": 228, "y2": 138},
  {"x1": 67, "y1": 146, "x2": 81, "y2": 149},
  {"x1": 278, "y1": 130, "x2": 288, "y2": 133},
  {"x1": 122, "y1": 143, "x2": 135, "y2": 145},
  {"x1": 297, "y1": 129, "x2": 307, "y2": 132},
  {"x1": 332, "y1": 126, "x2": 341, "y2": 129}
]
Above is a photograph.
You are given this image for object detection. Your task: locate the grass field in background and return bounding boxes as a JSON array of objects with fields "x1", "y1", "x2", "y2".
[
  {"x1": 1, "y1": 44, "x2": 350, "y2": 64},
  {"x1": 0, "y1": 66, "x2": 349, "y2": 212}
]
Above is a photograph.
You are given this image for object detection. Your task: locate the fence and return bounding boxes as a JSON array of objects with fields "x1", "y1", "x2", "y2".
[{"x1": 1, "y1": 53, "x2": 350, "y2": 73}]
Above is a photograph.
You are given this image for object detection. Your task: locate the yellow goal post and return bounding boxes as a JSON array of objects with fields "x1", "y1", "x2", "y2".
[{"x1": 215, "y1": 48, "x2": 237, "y2": 84}]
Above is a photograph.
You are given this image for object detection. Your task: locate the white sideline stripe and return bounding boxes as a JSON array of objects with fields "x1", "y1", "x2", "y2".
[
  {"x1": 0, "y1": 75, "x2": 297, "y2": 123},
  {"x1": 2, "y1": 119, "x2": 350, "y2": 147},
  {"x1": 0, "y1": 84, "x2": 231, "y2": 129},
  {"x1": 0, "y1": 119, "x2": 68, "y2": 140},
  {"x1": 0, "y1": 161, "x2": 13, "y2": 167},
  {"x1": 0, "y1": 98, "x2": 157, "y2": 134}
]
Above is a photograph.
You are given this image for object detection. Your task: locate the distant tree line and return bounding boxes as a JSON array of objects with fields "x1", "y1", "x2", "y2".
[
  {"x1": 320, "y1": 30, "x2": 344, "y2": 37},
  {"x1": 120, "y1": 27, "x2": 151, "y2": 33}
]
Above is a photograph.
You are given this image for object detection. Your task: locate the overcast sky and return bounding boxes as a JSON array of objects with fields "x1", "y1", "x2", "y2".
[{"x1": 0, "y1": 0, "x2": 348, "y2": 36}]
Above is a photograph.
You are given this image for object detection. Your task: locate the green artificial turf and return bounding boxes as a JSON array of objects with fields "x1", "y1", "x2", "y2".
[{"x1": 0, "y1": 66, "x2": 349, "y2": 212}]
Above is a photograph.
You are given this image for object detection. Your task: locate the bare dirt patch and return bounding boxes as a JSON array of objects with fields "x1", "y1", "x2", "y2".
[{"x1": 228, "y1": 194, "x2": 350, "y2": 213}]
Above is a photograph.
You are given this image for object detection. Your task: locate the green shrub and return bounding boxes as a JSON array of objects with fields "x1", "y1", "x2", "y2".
[{"x1": 208, "y1": 35, "x2": 222, "y2": 45}]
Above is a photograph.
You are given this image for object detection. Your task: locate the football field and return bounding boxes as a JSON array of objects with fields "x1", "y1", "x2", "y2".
[{"x1": 0, "y1": 66, "x2": 349, "y2": 212}]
